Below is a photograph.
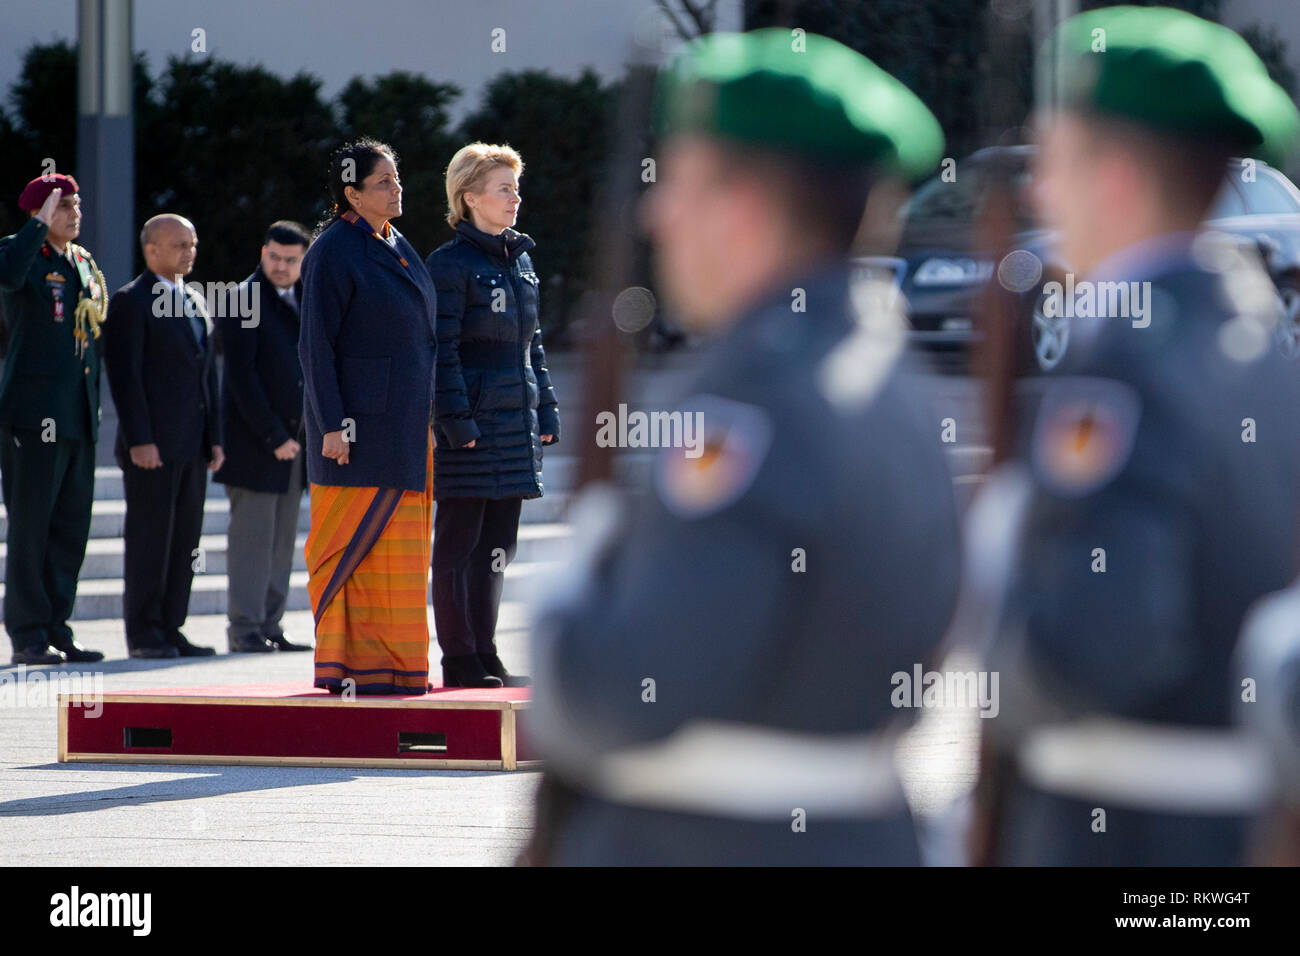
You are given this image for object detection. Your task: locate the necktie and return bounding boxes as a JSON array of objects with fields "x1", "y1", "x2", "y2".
[{"x1": 183, "y1": 288, "x2": 206, "y2": 351}]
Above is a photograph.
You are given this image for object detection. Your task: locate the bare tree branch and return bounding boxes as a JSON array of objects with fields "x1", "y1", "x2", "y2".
[
  {"x1": 655, "y1": 0, "x2": 696, "y2": 42},
  {"x1": 655, "y1": 0, "x2": 718, "y2": 41}
]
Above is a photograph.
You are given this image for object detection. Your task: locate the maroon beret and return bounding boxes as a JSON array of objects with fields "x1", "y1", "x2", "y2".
[{"x1": 18, "y1": 173, "x2": 79, "y2": 211}]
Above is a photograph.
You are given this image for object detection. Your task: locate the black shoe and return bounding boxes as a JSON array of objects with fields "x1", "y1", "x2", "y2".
[
  {"x1": 264, "y1": 632, "x2": 312, "y2": 652},
  {"x1": 12, "y1": 645, "x2": 65, "y2": 666},
  {"x1": 48, "y1": 636, "x2": 105, "y2": 663},
  {"x1": 479, "y1": 652, "x2": 530, "y2": 687},
  {"x1": 442, "y1": 654, "x2": 504, "y2": 689},
  {"x1": 168, "y1": 632, "x2": 216, "y2": 657},
  {"x1": 228, "y1": 633, "x2": 276, "y2": 653},
  {"x1": 128, "y1": 644, "x2": 179, "y2": 659}
]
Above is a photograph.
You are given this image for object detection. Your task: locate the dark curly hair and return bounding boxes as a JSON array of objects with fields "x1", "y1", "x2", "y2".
[{"x1": 314, "y1": 137, "x2": 399, "y2": 236}]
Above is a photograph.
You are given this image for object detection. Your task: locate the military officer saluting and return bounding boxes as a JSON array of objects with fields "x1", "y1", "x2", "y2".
[
  {"x1": 972, "y1": 6, "x2": 1300, "y2": 865},
  {"x1": 525, "y1": 29, "x2": 963, "y2": 865},
  {"x1": 0, "y1": 174, "x2": 107, "y2": 665}
]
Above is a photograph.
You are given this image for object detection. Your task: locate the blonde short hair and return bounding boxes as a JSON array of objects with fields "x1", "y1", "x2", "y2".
[{"x1": 445, "y1": 142, "x2": 524, "y2": 228}]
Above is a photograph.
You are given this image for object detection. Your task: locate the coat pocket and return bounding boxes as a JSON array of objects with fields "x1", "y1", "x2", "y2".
[
  {"x1": 471, "y1": 271, "x2": 508, "y2": 310},
  {"x1": 339, "y1": 355, "x2": 391, "y2": 415}
]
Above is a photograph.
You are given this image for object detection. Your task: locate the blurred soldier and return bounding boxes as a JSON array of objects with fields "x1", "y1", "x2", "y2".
[
  {"x1": 973, "y1": 6, "x2": 1300, "y2": 865},
  {"x1": 104, "y1": 215, "x2": 222, "y2": 659},
  {"x1": 214, "y1": 221, "x2": 312, "y2": 654},
  {"x1": 0, "y1": 175, "x2": 107, "y2": 665},
  {"x1": 1234, "y1": 586, "x2": 1300, "y2": 865},
  {"x1": 525, "y1": 29, "x2": 962, "y2": 865}
]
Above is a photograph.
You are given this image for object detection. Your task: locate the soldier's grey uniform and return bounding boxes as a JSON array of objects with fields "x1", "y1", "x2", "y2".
[
  {"x1": 983, "y1": 245, "x2": 1300, "y2": 865},
  {"x1": 1236, "y1": 585, "x2": 1300, "y2": 803},
  {"x1": 529, "y1": 261, "x2": 963, "y2": 865}
]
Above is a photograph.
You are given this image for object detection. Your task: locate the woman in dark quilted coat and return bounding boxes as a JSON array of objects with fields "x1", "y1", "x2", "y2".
[{"x1": 426, "y1": 143, "x2": 559, "y2": 688}]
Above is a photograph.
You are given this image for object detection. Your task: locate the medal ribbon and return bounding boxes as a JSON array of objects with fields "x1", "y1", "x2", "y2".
[{"x1": 70, "y1": 246, "x2": 108, "y2": 359}]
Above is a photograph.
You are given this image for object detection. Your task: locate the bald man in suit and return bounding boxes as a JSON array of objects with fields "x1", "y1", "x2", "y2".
[{"x1": 104, "y1": 214, "x2": 222, "y2": 658}]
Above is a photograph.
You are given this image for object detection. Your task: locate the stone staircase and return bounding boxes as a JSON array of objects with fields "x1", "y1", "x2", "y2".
[
  {"x1": 0, "y1": 452, "x2": 667, "y2": 620},
  {"x1": 0, "y1": 351, "x2": 676, "y2": 623},
  {"x1": 0, "y1": 351, "x2": 990, "y2": 624}
]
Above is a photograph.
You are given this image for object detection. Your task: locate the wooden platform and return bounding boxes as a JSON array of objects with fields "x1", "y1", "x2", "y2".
[{"x1": 58, "y1": 681, "x2": 538, "y2": 771}]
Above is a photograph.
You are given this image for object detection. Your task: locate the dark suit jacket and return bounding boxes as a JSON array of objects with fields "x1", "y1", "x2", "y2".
[
  {"x1": 298, "y1": 215, "x2": 437, "y2": 491},
  {"x1": 104, "y1": 270, "x2": 221, "y2": 468},
  {"x1": 213, "y1": 266, "x2": 305, "y2": 494}
]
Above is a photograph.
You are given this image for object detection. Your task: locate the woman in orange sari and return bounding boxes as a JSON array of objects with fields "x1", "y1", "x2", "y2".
[{"x1": 298, "y1": 139, "x2": 439, "y2": 694}]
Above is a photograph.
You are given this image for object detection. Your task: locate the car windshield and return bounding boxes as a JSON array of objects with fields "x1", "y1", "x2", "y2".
[
  {"x1": 903, "y1": 160, "x2": 1037, "y2": 228},
  {"x1": 1209, "y1": 168, "x2": 1300, "y2": 218}
]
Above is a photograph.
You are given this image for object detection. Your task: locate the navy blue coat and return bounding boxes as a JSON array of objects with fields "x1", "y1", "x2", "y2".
[
  {"x1": 425, "y1": 220, "x2": 559, "y2": 500},
  {"x1": 104, "y1": 270, "x2": 221, "y2": 467},
  {"x1": 213, "y1": 266, "x2": 306, "y2": 494},
  {"x1": 298, "y1": 216, "x2": 437, "y2": 492}
]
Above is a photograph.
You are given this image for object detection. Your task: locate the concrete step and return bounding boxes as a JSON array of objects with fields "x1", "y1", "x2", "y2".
[
  {"x1": 0, "y1": 558, "x2": 559, "y2": 622},
  {"x1": 1, "y1": 440, "x2": 986, "y2": 541},
  {"x1": 86, "y1": 454, "x2": 657, "y2": 501},
  {"x1": 0, "y1": 522, "x2": 573, "y2": 580},
  {"x1": 946, "y1": 444, "x2": 992, "y2": 477},
  {"x1": 84, "y1": 444, "x2": 988, "y2": 501},
  {"x1": 0, "y1": 488, "x2": 579, "y2": 539}
]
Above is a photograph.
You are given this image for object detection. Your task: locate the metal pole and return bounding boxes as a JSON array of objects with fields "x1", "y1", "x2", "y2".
[
  {"x1": 76, "y1": 0, "x2": 134, "y2": 293},
  {"x1": 1035, "y1": 0, "x2": 1079, "y2": 114}
]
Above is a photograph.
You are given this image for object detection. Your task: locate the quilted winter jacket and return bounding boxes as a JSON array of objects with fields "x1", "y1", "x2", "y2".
[{"x1": 425, "y1": 219, "x2": 559, "y2": 500}]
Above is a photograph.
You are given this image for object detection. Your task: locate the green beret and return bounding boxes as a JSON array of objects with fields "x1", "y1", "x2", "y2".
[
  {"x1": 654, "y1": 28, "x2": 944, "y2": 179},
  {"x1": 1051, "y1": 5, "x2": 1300, "y2": 166}
]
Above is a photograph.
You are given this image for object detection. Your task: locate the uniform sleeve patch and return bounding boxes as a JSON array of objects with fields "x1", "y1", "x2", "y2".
[
  {"x1": 653, "y1": 394, "x2": 773, "y2": 519},
  {"x1": 1031, "y1": 376, "x2": 1141, "y2": 498}
]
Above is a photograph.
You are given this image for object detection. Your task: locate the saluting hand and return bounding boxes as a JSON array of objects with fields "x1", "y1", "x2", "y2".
[
  {"x1": 323, "y1": 430, "x2": 350, "y2": 465},
  {"x1": 36, "y1": 188, "x2": 62, "y2": 227}
]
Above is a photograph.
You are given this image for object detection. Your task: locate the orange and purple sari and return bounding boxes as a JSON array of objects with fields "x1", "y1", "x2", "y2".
[{"x1": 307, "y1": 433, "x2": 434, "y2": 694}]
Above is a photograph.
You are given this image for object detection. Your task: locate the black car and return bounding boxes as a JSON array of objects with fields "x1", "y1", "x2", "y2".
[{"x1": 861, "y1": 146, "x2": 1300, "y2": 371}]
